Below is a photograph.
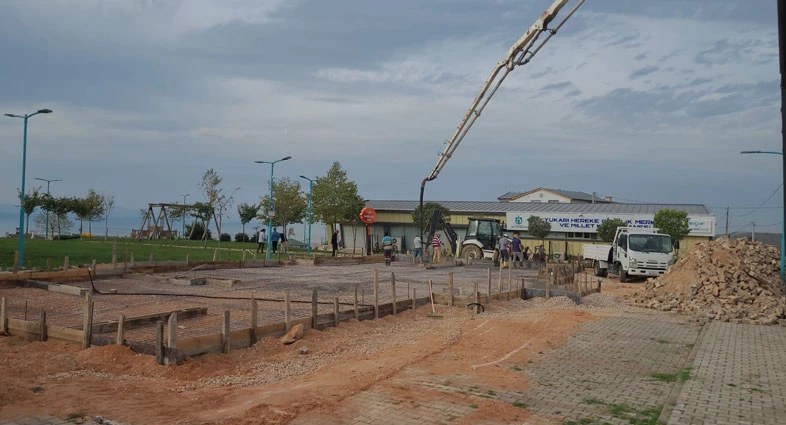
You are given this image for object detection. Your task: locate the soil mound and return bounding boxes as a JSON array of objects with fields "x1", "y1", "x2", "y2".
[{"x1": 629, "y1": 237, "x2": 785, "y2": 324}]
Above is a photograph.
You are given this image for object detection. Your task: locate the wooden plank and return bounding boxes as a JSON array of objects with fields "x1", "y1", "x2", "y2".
[
  {"x1": 334, "y1": 297, "x2": 340, "y2": 327},
  {"x1": 250, "y1": 295, "x2": 258, "y2": 345},
  {"x1": 354, "y1": 284, "x2": 359, "y2": 320},
  {"x1": 8, "y1": 318, "x2": 40, "y2": 334},
  {"x1": 311, "y1": 288, "x2": 318, "y2": 329},
  {"x1": 177, "y1": 333, "x2": 224, "y2": 356},
  {"x1": 448, "y1": 272, "x2": 454, "y2": 306},
  {"x1": 1, "y1": 297, "x2": 7, "y2": 334},
  {"x1": 90, "y1": 307, "x2": 208, "y2": 334},
  {"x1": 167, "y1": 313, "x2": 177, "y2": 349},
  {"x1": 373, "y1": 268, "x2": 379, "y2": 319},
  {"x1": 412, "y1": 288, "x2": 417, "y2": 311},
  {"x1": 39, "y1": 311, "x2": 47, "y2": 341},
  {"x1": 221, "y1": 310, "x2": 231, "y2": 354},
  {"x1": 83, "y1": 293, "x2": 93, "y2": 349},
  {"x1": 284, "y1": 290, "x2": 291, "y2": 332},
  {"x1": 116, "y1": 314, "x2": 125, "y2": 345},
  {"x1": 391, "y1": 272, "x2": 397, "y2": 315},
  {"x1": 47, "y1": 326, "x2": 84, "y2": 343},
  {"x1": 155, "y1": 321, "x2": 164, "y2": 364}
]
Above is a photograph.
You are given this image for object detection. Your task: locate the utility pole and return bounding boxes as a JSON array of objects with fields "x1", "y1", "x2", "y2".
[
  {"x1": 752, "y1": 222, "x2": 756, "y2": 242},
  {"x1": 779, "y1": 0, "x2": 786, "y2": 282},
  {"x1": 725, "y1": 207, "x2": 729, "y2": 237}
]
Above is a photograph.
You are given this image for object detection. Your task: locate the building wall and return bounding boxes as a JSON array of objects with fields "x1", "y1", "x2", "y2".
[
  {"x1": 342, "y1": 219, "x2": 711, "y2": 257},
  {"x1": 511, "y1": 190, "x2": 571, "y2": 203}
]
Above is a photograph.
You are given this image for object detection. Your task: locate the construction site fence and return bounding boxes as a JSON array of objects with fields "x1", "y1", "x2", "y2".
[{"x1": 0, "y1": 269, "x2": 528, "y2": 365}]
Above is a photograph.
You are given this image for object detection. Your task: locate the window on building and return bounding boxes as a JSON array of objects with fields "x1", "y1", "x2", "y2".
[
  {"x1": 530, "y1": 200, "x2": 541, "y2": 203},
  {"x1": 548, "y1": 200, "x2": 559, "y2": 204}
]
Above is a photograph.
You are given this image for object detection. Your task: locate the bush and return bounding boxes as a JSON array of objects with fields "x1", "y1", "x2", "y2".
[
  {"x1": 219, "y1": 233, "x2": 231, "y2": 242},
  {"x1": 54, "y1": 234, "x2": 81, "y2": 240},
  {"x1": 235, "y1": 232, "x2": 251, "y2": 242},
  {"x1": 186, "y1": 222, "x2": 212, "y2": 240}
]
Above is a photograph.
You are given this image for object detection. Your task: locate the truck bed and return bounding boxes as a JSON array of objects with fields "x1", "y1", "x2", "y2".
[{"x1": 583, "y1": 243, "x2": 611, "y2": 261}]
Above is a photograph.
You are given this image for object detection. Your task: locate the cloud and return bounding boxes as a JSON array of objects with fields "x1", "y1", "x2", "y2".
[
  {"x1": 0, "y1": 0, "x2": 782, "y2": 236},
  {"x1": 629, "y1": 65, "x2": 660, "y2": 80}
]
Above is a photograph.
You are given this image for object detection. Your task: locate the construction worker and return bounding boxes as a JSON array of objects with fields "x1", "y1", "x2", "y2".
[
  {"x1": 498, "y1": 234, "x2": 511, "y2": 268},
  {"x1": 510, "y1": 232, "x2": 524, "y2": 267},
  {"x1": 432, "y1": 233, "x2": 444, "y2": 263},
  {"x1": 382, "y1": 232, "x2": 393, "y2": 265}
]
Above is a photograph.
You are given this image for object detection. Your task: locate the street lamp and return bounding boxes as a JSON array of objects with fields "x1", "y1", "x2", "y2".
[
  {"x1": 740, "y1": 150, "x2": 785, "y2": 281},
  {"x1": 34, "y1": 177, "x2": 62, "y2": 240},
  {"x1": 180, "y1": 193, "x2": 190, "y2": 239},
  {"x1": 255, "y1": 156, "x2": 292, "y2": 259},
  {"x1": 5, "y1": 108, "x2": 53, "y2": 268},
  {"x1": 299, "y1": 175, "x2": 316, "y2": 255}
]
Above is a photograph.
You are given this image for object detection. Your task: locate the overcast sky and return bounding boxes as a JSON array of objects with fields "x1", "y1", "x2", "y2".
[{"x1": 0, "y1": 0, "x2": 782, "y2": 236}]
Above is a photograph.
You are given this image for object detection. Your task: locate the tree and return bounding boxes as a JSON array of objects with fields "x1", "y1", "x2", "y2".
[
  {"x1": 237, "y1": 202, "x2": 259, "y2": 238},
  {"x1": 312, "y1": 162, "x2": 364, "y2": 236},
  {"x1": 84, "y1": 189, "x2": 105, "y2": 238},
  {"x1": 412, "y1": 202, "x2": 451, "y2": 235},
  {"x1": 597, "y1": 218, "x2": 627, "y2": 243},
  {"x1": 39, "y1": 195, "x2": 74, "y2": 238},
  {"x1": 653, "y1": 209, "x2": 690, "y2": 247},
  {"x1": 527, "y1": 215, "x2": 551, "y2": 245},
  {"x1": 102, "y1": 193, "x2": 115, "y2": 241},
  {"x1": 189, "y1": 201, "x2": 215, "y2": 245},
  {"x1": 70, "y1": 196, "x2": 92, "y2": 237},
  {"x1": 260, "y1": 177, "x2": 307, "y2": 236},
  {"x1": 199, "y1": 169, "x2": 229, "y2": 247},
  {"x1": 21, "y1": 186, "x2": 42, "y2": 234}
]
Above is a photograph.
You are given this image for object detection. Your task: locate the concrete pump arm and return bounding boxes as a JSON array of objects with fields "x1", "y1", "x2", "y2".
[{"x1": 418, "y1": 0, "x2": 585, "y2": 241}]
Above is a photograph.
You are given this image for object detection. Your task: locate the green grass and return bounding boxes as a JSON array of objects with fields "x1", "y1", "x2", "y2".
[
  {"x1": 578, "y1": 398, "x2": 661, "y2": 425},
  {"x1": 651, "y1": 368, "x2": 691, "y2": 383},
  {"x1": 468, "y1": 404, "x2": 478, "y2": 409},
  {"x1": 512, "y1": 401, "x2": 528, "y2": 409},
  {"x1": 0, "y1": 237, "x2": 330, "y2": 270}
]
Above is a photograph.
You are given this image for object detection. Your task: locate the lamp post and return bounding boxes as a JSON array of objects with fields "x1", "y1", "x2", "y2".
[
  {"x1": 299, "y1": 175, "x2": 316, "y2": 255},
  {"x1": 741, "y1": 150, "x2": 785, "y2": 281},
  {"x1": 5, "y1": 108, "x2": 53, "y2": 268},
  {"x1": 180, "y1": 193, "x2": 190, "y2": 239},
  {"x1": 34, "y1": 177, "x2": 61, "y2": 240},
  {"x1": 255, "y1": 156, "x2": 292, "y2": 259}
]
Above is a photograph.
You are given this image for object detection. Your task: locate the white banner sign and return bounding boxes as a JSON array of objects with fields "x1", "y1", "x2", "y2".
[{"x1": 505, "y1": 212, "x2": 715, "y2": 237}]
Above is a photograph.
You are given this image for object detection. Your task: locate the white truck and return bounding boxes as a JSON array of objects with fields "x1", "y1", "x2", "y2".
[{"x1": 583, "y1": 227, "x2": 674, "y2": 282}]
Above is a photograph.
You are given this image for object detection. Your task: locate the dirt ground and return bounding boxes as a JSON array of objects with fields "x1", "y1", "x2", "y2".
[{"x1": 0, "y1": 295, "x2": 607, "y2": 425}]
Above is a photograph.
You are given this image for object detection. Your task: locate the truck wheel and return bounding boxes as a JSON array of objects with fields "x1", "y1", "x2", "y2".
[
  {"x1": 620, "y1": 269, "x2": 628, "y2": 283},
  {"x1": 593, "y1": 261, "x2": 602, "y2": 277},
  {"x1": 463, "y1": 245, "x2": 482, "y2": 260}
]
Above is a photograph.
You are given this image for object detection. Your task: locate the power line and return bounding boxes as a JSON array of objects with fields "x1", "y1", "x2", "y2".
[{"x1": 732, "y1": 183, "x2": 783, "y2": 218}]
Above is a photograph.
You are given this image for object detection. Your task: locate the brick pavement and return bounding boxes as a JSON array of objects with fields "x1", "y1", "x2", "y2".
[{"x1": 666, "y1": 321, "x2": 786, "y2": 425}]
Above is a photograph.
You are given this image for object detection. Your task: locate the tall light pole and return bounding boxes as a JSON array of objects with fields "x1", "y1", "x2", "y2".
[
  {"x1": 255, "y1": 156, "x2": 292, "y2": 259},
  {"x1": 180, "y1": 193, "x2": 190, "y2": 239},
  {"x1": 34, "y1": 177, "x2": 61, "y2": 240},
  {"x1": 5, "y1": 108, "x2": 53, "y2": 268},
  {"x1": 299, "y1": 175, "x2": 316, "y2": 255},
  {"x1": 741, "y1": 150, "x2": 785, "y2": 281}
]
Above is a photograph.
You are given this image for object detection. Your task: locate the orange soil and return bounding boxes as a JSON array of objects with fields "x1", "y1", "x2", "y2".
[{"x1": 1, "y1": 303, "x2": 599, "y2": 424}]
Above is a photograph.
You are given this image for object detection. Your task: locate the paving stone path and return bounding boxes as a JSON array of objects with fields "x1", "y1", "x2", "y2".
[{"x1": 666, "y1": 321, "x2": 786, "y2": 425}]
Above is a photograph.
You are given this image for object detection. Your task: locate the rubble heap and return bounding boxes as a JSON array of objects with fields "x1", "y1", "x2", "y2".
[{"x1": 629, "y1": 238, "x2": 785, "y2": 325}]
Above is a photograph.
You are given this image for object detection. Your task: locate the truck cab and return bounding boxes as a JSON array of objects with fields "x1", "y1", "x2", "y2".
[{"x1": 585, "y1": 227, "x2": 674, "y2": 282}]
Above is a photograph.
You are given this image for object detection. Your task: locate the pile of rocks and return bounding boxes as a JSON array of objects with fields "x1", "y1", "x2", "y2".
[{"x1": 629, "y1": 238, "x2": 786, "y2": 325}]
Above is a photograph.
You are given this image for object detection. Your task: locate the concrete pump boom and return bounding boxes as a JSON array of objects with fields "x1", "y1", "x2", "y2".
[{"x1": 418, "y1": 0, "x2": 585, "y2": 243}]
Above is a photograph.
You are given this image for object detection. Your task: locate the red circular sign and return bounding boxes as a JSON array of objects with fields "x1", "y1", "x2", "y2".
[{"x1": 359, "y1": 207, "x2": 376, "y2": 224}]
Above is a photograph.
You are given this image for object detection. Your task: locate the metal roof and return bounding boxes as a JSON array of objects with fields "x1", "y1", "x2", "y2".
[
  {"x1": 365, "y1": 200, "x2": 712, "y2": 215},
  {"x1": 498, "y1": 188, "x2": 608, "y2": 202}
]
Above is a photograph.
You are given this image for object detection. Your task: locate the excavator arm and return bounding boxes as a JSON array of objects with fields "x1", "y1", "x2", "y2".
[{"x1": 418, "y1": 0, "x2": 585, "y2": 241}]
